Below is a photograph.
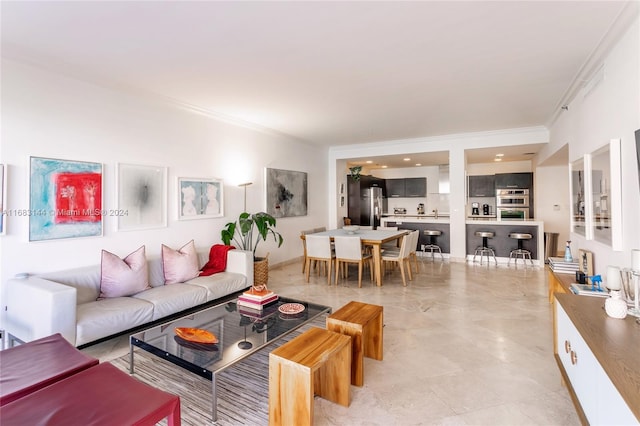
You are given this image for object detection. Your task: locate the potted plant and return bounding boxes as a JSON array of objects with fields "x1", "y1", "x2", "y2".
[{"x1": 221, "y1": 212, "x2": 284, "y2": 288}]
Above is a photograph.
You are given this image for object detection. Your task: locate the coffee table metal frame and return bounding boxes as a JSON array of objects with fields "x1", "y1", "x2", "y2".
[{"x1": 130, "y1": 295, "x2": 331, "y2": 423}]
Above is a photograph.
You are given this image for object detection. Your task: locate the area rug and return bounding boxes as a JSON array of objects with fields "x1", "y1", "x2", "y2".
[{"x1": 111, "y1": 315, "x2": 328, "y2": 426}]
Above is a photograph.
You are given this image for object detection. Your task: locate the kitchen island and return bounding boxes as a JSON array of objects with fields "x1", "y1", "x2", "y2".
[
  {"x1": 465, "y1": 219, "x2": 544, "y2": 264},
  {"x1": 382, "y1": 215, "x2": 451, "y2": 255},
  {"x1": 381, "y1": 216, "x2": 544, "y2": 264}
]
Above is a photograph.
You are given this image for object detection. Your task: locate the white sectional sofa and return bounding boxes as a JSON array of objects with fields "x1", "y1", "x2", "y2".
[{"x1": 3, "y1": 250, "x2": 253, "y2": 347}]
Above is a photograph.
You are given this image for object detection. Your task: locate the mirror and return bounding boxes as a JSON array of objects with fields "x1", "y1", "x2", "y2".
[
  {"x1": 591, "y1": 144, "x2": 611, "y2": 244},
  {"x1": 591, "y1": 139, "x2": 622, "y2": 249},
  {"x1": 570, "y1": 157, "x2": 586, "y2": 237}
]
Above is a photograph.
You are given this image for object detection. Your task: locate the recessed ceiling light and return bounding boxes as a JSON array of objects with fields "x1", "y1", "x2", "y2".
[
  {"x1": 495, "y1": 153, "x2": 504, "y2": 157},
  {"x1": 366, "y1": 160, "x2": 373, "y2": 164},
  {"x1": 382, "y1": 165, "x2": 388, "y2": 168},
  {"x1": 415, "y1": 163, "x2": 422, "y2": 167},
  {"x1": 494, "y1": 158, "x2": 502, "y2": 162},
  {"x1": 403, "y1": 158, "x2": 411, "y2": 161}
]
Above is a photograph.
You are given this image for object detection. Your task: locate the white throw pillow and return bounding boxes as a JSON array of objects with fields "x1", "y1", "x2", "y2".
[
  {"x1": 162, "y1": 240, "x2": 199, "y2": 284},
  {"x1": 99, "y1": 246, "x2": 150, "y2": 298}
]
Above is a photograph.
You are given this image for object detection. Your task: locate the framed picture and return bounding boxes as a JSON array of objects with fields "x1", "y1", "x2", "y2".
[
  {"x1": 578, "y1": 249, "x2": 594, "y2": 277},
  {"x1": 265, "y1": 168, "x2": 307, "y2": 218},
  {"x1": 178, "y1": 177, "x2": 223, "y2": 220},
  {"x1": 29, "y1": 156, "x2": 103, "y2": 241},
  {"x1": 0, "y1": 164, "x2": 5, "y2": 235},
  {"x1": 117, "y1": 163, "x2": 167, "y2": 231}
]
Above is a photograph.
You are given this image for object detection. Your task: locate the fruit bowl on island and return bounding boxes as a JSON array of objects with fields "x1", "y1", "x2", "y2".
[{"x1": 343, "y1": 225, "x2": 360, "y2": 234}]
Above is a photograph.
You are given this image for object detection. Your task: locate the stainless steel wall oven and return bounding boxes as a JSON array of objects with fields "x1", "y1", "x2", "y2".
[{"x1": 496, "y1": 188, "x2": 529, "y2": 207}]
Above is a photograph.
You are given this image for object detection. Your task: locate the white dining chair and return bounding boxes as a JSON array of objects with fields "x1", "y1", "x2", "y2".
[
  {"x1": 305, "y1": 235, "x2": 335, "y2": 286},
  {"x1": 379, "y1": 226, "x2": 401, "y2": 251},
  {"x1": 300, "y1": 229, "x2": 317, "y2": 274},
  {"x1": 407, "y1": 230, "x2": 420, "y2": 274},
  {"x1": 333, "y1": 236, "x2": 373, "y2": 288},
  {"x1": 381, "y1": 231, "x2": 414, "y2": 286}
]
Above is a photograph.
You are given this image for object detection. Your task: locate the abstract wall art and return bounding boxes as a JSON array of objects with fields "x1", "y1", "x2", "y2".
[
  {"x1": 265, "y1": 168, "x2": 307, "y2": 218},
  {"x1": 178, "y1": 177, "x2": 223, "y2": 220},
  {"x1": 117, "y1": 163, "x2": 167, "y2": 231},
  {"x1": 29, "y1": 156, "x2": 103, "y2": 241}
]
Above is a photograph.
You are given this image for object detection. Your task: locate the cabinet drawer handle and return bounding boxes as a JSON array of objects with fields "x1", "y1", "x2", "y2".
[
  {"x1": 564, "y1": 340, "x2": 571, "y2": 353},
  {"x1": 571, "y1": 350, "x2": 578, "y2": 365}
]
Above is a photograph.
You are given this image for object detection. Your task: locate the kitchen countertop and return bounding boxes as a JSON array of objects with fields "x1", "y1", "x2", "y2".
[{"x1": 465, "y1": 218, "x2": 543, "y2": 226}]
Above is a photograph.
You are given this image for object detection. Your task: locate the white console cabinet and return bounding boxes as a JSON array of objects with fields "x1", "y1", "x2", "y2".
[{"x1": 554, "y1": 295, "x2": 639, "y2": 425}]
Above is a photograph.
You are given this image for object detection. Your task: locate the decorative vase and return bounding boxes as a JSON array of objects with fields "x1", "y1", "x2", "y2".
[
  {"x1": 253, "y1": 257, "x2": 269, "y2": 290},
  {"x1": 605, "y1": 290, "x2": 628, "y2": 319},
  {"x1": 564, "y1": 240, "x2": 573, "y2": 262}
]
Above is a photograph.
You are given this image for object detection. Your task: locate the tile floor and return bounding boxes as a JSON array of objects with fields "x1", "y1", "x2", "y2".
[{"x1": 84, "y1": 257, "x2": 580, "y2": 425}]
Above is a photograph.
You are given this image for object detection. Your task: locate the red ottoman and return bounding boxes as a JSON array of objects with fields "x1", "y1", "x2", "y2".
[
  {"x1": 0, "y1": 333, "x2": 99, "y2": 406},
  {"x1": 0, "y1": 362, "x2": 181, "y2": 425}
]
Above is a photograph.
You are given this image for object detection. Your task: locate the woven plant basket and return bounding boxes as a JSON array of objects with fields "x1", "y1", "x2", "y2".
[{"x1": 253, "y1": 256, "x2": 269, "y2": 290}]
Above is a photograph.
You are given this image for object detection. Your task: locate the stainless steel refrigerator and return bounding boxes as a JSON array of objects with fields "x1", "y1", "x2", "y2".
[{"x1": 348, "y1": 186, "x2": 385, "y2": 228}]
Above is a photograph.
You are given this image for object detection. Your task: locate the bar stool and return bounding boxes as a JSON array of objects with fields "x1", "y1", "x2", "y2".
[
  {"x1": 508, "y1": 232, "x2": 533, "y2": 265},
  {"x1": 423, "y1": 230, "x2": 444, "y2": 260},
  {"x1": 473, "y1": 231, "x2": 497, "y2": 265}
]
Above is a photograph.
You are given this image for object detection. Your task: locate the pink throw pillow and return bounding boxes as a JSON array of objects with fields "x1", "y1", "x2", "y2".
[
  {"x1": 99, "y1": 246, "x2": 150, "y2": 298},
  {"x1": 162, "y1": 240, "x2": 199, "y2": 284}
]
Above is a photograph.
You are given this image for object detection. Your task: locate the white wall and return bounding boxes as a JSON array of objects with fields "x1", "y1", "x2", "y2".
[
  {"x1": 535, "y1": 165, "x2": 571, "y2": 256},
  {"x1": 0, "y1": 60, "x2": 327, "y2": 312},
  {"x1": 547, "y1": 16, "x2": 640, "y2": 274}
]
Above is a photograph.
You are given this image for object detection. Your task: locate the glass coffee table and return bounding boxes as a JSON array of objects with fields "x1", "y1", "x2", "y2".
[{"x1": 130, "y1": 296, "x2": 331, "y2": 422}]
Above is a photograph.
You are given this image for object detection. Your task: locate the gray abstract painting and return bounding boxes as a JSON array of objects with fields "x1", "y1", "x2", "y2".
[{"x1": 265, "y1": 168, "x2": 307, "y2": 217}]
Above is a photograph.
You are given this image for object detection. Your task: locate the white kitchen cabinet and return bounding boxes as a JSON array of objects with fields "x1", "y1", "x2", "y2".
[{"x1": 555, "y1": 298, "x2": 638, "y2": 425}]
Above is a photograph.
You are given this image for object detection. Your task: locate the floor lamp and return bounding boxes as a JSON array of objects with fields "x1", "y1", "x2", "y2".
[{"x1": 238, "y1": 182, "x2": 252, "y2": 212}]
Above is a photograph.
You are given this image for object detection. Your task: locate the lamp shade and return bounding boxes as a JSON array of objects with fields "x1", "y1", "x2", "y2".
[{"x1": 606, "y1": 265, "x2": 621, "y2": 291}]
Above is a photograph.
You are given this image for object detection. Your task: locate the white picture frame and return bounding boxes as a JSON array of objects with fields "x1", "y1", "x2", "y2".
[
  {"x1": 177, "y1": 177, "x2": 224, "y2": 220},
  {"x1": 117, "y1": 163, "x2": 167, "y2": 231}
]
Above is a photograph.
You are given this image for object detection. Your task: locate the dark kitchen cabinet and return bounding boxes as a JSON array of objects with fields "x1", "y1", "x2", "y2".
[
  {"x1": 385, "y1": 178, "x2": 426, "y2": 198},
  {"x1": 468, "y1": 175, "x2": 495, "y2": 197},
  {"x1": 385, "y1": 178, "x2": 406, "y2": 197},
  {"x1": 405, "y1": 178, "x2": 426, "y2": 197},
  {"x1": 494, "y1": 172, "x2": 532, "y2": 189}
]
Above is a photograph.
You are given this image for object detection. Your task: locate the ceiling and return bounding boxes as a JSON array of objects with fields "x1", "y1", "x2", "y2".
[{"x1": 1, "y1": 1, "x2": 630, "y2": 166}]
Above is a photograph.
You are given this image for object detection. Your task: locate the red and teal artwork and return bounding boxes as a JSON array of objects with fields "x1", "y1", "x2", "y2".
[{"x1": 30, "y1": 157, "x2": 103, "y2": 241}]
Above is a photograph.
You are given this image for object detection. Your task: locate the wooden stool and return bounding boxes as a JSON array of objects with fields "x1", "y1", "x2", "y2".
[
  {"x1": 326, "y1": 301, "x2": 383, "y2": 386},
  {"x1": 269, "y1": 327, "x2": 351, "y2": 426}
]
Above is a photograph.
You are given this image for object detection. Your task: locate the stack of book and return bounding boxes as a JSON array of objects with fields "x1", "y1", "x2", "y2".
[
  {"x1": 548, "y1": 257, "x2": 579, "y2": 274},
  {"x1": 239, "y1": 302, "x2": 279, "y2": 320},
  {"x1": 570, "y1": 283, "x2": 609, "y2": 298},
  {"x1": 237, "y1": 287, "x2": 278, "y2": 311}
]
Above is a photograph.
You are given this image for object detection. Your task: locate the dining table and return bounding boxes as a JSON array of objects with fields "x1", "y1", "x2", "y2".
[{"x1": 302, "y1": 228, "x2": 408, "y2": 287}]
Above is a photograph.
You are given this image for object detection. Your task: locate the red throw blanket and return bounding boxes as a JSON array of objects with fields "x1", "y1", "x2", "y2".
[{"x1": 199, "y1": 244, "x2": 235, "y2": 276}]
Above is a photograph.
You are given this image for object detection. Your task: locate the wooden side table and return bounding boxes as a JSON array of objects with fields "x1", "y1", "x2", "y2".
[
  {"x1": 269, "y1": 327, "x2": 351, "y2": 426},
  {"x1": 326, "y1": 301, "x2": 383, "y2": 386}
]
